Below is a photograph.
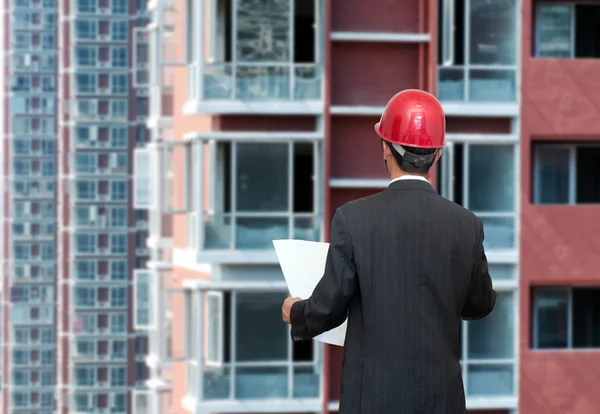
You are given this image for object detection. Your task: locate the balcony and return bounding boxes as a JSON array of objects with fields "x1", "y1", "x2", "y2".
[
  {"x1": 437, "y1": 0, "x2": 519, "y2": 116},
  {"x1": 181, "y1": 280, "x2": 322, "y2": 413},
  {"x1": 183, "y1": 0, "x2": 324, "y2": 115}
]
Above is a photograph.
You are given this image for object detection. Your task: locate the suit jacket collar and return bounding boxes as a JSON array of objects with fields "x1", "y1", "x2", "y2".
[{"x1": 386, "y1": 178, "x2": 436, "y2": 193}]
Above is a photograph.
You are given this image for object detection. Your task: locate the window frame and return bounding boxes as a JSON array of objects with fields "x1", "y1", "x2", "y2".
[
  {"x1": 440, "y1": 140, "x2": 519, "y2": 252},
  {"x1": 161, "y1": 141, "x2": 191, "y2": 214},
  {"x1": 132, "y1": 390, "x2": 150, "y2": 414},
  {"x1": 195, "y1": 138, "x2": 322, "y2": 253},
  {"x1": 133, "y1": 269, "x2": 156, "y2": 330},
  {"x1": 534, "y1": 3, "x2": 575, "y2": 58},
  {"x1": 205, "y1": 290, "x2": 224, "y2": 367},
  {"x1": 533, "y1": 143, "x2": 580, "y2": 205},
  {"x1": 437, "y1": 0, "x2": 520, "y2": 103},
  {"x1": 186, "y1": 286, "x2": 322, "y2": 402}
]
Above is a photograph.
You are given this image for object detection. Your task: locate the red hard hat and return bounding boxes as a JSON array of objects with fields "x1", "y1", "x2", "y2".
[{"x1": 374, "y1": 89, "x2": 446, "y2": 149}]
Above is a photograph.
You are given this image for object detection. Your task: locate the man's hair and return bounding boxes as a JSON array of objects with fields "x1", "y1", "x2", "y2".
[{"x1": 385, "y1": 141, "x2": 437, "y2": 175}]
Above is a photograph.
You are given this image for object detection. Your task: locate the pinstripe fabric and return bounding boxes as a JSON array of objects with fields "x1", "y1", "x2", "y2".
[{"x1": 290, "y1": 179, "x2": 496, "y2": 414}]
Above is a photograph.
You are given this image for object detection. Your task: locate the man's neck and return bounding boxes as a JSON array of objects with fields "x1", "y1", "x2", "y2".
[{"x1": 390, "y1": 171, "x2": 428, "y2": 182}]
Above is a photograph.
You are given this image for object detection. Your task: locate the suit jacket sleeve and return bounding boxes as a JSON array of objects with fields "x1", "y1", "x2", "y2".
[
  {"x1": 461, "y1": 218, "x2": 497, "y2": 320},
  {"x1": 289, "y1": 208, "x2": 358, "y2": 341}
]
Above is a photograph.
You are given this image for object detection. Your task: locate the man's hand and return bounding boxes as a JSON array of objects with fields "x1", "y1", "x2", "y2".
[{"x1": 282, "y1": 297, "x2": 302, "y2": 324}]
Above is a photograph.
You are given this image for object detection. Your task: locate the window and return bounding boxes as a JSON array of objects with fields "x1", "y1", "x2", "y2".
[
  {"x1": 41, "y1": 371, "x2": 54, "y2": 386},
  {"x1": 133, "y1": 148, "x2": 154, "y2": 208},
  {"x1": 535, "y1": 4, "x2": 600, "y2": 58},
  {"x1": 110, "y1": 313, "x2": 127, "y2": 332},
  {"x1": 202, "y1": 141, "x2": 320, "y2": 250},
  {"x1": 134, "y1": 270, "x2": 153, "y2": 329},
  {"x1": 459, "y1": 291, "x2": 516, "y2": 396},
  {"x1": 13, "y1": 371, "x2": 29, "y2": 386},
  {"x1": 111, "y1": 100, "x2": 128, "y2": 117},
  {"x1": 110, "y1": 207, "x2": 128, "y2": 228},
  {"x1": 437, "y1": 143, "x2": 517, "y2": 250},
  {"x1": 110, "y1": 234, "x2": 127, "y2": 254},
  {"x1": 111, "y1": 127, "x2": 128, "y2": 147},
  {"x1": 437, "y1": 0, "x2": 518, "y2": 102},
  {"x1": 110, "y1": 367, "x2": 127, "y2": 387},
  {"x1": 112, "y1": 20, "x2": 128, "y2": 41},
  {"x1": 74, "y1": 287, "x2": 96, "y2": 307},
  {"x1": 75, "y1": 367, "x2": 95, "y2": 386},
  {"x1": 75, "y1": 73, "x2": 98, "y2": 94},
  {"x1": 111, "y1": 180, "x2": 127, "y2": 201},
  {"x1": 111, "y1": 73, "x2": 128, "y2": 94},
  {"x1": 41, "y1": 349, "x2": 54, "y2": 365},
  {"x1": 200, "y1": 0, "x2": 321, "y2": 101},
  {"x1": 111, "y1": 46, "x2": 128, "y2": 67},
  {"x1": 42, "y1": 34, "x2": 55, "y2": 49},
  {"x1": 76, "y1": 0, "x2": 95, "y2": 13},
  {"x1": 74, "y1": 153, "x2": 96, "y2": 174},
  {"x1": 111, "y1": 287, "x2": 128, "y2": 307},
  {"x1": 75, "y1": 19, "x2": 98, "y2": 40},
  {"x1": 197, "y1": 289, "x2": 320, "y2": 399},
  {"x1": 75, "y1": 46, "x2": 97, "y2": 67},
  {"x1": 75, "y1": 340, "x2": 96, "y2": 357},
  {"x1": 75, "y1": 234, "x2": 96, "y2": 254},
  {"x1": 113, "y1": 393, "x2": 127, "y2": 412},
  {"x1": 533, "y1": 143, "x2": 600, "y2": 204},
  {"x1": 112, "y1": 0, "x2": 128, "y2": 13},
  {"x1": 40, "y1": 392, "x2": 54, "y2": 408},
  {"x1": 532, "y1": 287, "x2": 600, "y2": 349},
  {"x1": 111, "y1": 260, "x2": 127, "y2": 281},
  {"x1": 112, "y1": 340, "x2": 127, "y2": 359}
]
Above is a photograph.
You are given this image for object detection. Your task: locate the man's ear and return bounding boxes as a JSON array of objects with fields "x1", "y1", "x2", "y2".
[{"x1": 382, "y1": 141, "x2": 390, "y2": 159}]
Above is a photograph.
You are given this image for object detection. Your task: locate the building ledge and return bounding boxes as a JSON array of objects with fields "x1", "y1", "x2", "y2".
[
  {"x1": 331, "y1": 31, "x2": 430, "y2": 43},
  {"x1": 329, "y1": 178, "x2": 389, "y2": 189},
  {"x1": 183, "y1": 99, "x2": 324, "y2": 116},
  {"x1": 328, "y1": 396, "x2": 517, "y2": 412},
  {"x1": 330, "y1": 103, "x2": 519, "y2": 118},
  {"x1": 182, "y1": 396, "x2": 322, "y2": 413}
]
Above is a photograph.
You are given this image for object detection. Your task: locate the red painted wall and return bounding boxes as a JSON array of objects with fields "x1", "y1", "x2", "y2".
[{"x1": 520, "y1": 1, "x2": 600, "y2": 412}]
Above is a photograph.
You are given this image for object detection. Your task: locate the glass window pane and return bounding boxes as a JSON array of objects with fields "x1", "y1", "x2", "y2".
[
  {"x1": 535, "y1": 146, "x2": 570, "y2": 204},
  {"x1": 236, "y1": 143, "x2": 288, "y2": 212},
  {"x1": 468, "y1": 69, "x2": 516, "y2": 102},
  {"x1": 235, "y1": 367, "x2": 288, "y2": 399},
  {"x1": 481, "y1": 216, "x2": 515, "y2": 249},
  {"x1": 204, "y1": 215, "x2": 232, "y2": 250},
  {"x1": 469, "y1": 0, "x2": 517, "y2": 65},
  {"x1": 294, "y1": 367, "x2": 320, "y2": 398},
  {"x1": 467, "y1": 292, "x2": 515, "y2": 359},
  {"x1": 438, "y1": 68, "x2": 464, "y2": 102},
  {"x1": 468, "y1": 145, "x2": 515, "y2": 212},
  {"x1": 466, "y1": 364, "x2": 514, "y2": 397},
  {"x1": 536, "y1": 5, "x2": 573, "y2": 58},
  {"x1": 204, "y1": 367, "x2": 230, "y2": 400},
  {"x1": 488, "y1": 264, "x2": 516, "y2": 280},
  {"x1": 235, "y1": 292, "x2": 288, "y2": 361},
  {"x1": 236, "y1": 217, "x2": 288, "y2": 249},
  {"x1": 534, "y1": 289, "x2": 568, "y2": 349},
  {"x1": 235, "y1": 0, "x2": 290, "y2": 62}
]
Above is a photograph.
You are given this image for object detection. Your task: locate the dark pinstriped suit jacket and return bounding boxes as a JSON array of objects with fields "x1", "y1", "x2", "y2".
[{"x1": 290, "y1": 178, "x2": 496, "y2": 414}]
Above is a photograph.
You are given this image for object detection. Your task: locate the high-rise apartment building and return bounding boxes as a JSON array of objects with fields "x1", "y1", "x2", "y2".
[
  {"x1": 2, "y1": 0, "x2": 59, "y2": 412},
  {"x1": 3, "y1": 0, "x2": 151, "y2": 413},
  {"x1": 54, "y1": 0, "x2": 151, "y2": 412},
  {"x1": 132, "y1": 0, "x2": 522, "y2": 414}
]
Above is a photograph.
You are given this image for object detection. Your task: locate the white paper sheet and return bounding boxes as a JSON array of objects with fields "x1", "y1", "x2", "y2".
[{"x1": 273, "y1": 239, "x2": 347, "y2": 347}]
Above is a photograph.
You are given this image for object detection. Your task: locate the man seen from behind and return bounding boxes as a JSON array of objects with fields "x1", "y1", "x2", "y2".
[{"x1": 281, "y1": 89, "x2": 497, "y2": 414}]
